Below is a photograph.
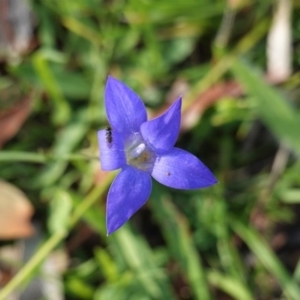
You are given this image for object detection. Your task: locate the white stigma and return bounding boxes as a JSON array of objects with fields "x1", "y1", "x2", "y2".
[
  {"x1": 125, "y1": 133, "x2": 155, "y2": 171},
  {"x1": 129, "y1": 143, "x2": 146, "y2": 159}
]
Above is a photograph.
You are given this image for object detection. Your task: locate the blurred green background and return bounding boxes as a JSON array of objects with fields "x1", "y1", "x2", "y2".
[{"x1": 0, "y1": 0, "x2": 300, "y2": 299}]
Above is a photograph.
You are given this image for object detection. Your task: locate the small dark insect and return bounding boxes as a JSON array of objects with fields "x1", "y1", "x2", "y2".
[
  {"x1": 106, "y1": 126, "x2": 113, "y2": 144},
  {"x1": 166, "y1": 172, "x2": 170, "y2": 176}
]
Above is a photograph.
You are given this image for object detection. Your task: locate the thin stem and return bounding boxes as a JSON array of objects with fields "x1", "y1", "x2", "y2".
[
  {"x1": 0, "y1": 173, "x2": 114, "y2": 300},
  {"x1": 0, "y1": 151, "x2": 98, "y2": 164},
  {"x1": 68, "y1": 172, "x2": 115, "y2": 227},
  {"x1": 0, "y1": 231, "x2": 65, "y2": 300}
]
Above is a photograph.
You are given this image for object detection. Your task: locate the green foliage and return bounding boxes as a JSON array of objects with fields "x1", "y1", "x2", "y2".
[{"x1": 1, "y1": 0, "x2": 300, "y2": 299}]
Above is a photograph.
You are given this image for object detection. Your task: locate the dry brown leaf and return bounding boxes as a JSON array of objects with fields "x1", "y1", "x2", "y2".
[
  {"x1": 181, "y1": 81, "x2": 242, "y2": 131},
  {"x1": 0, "y1": 180, "x2": 34, "y2": 239},
  {"x1": 0, "y1": 95, "x2": 32, "y2": 148}
]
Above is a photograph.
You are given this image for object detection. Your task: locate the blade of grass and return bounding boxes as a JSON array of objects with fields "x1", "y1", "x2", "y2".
[
  {"x1": 231, "y1": 59, "x2": 300, "y2": 156},
  {"x1": 207, "y1": 270, "x2": 254, "y2": 300},
  {"x1": 94, "y1": 248, "x2": 119, "y2": 283},
  {"x1": 0, "y1": 173, "x2": 114, "y2": 300},
  {"x1": 61, "y1": 17, "x2": 102, "y2": 47},
  {"x1": 0, "y1": 151, "x2": 94, "y2": 163},
  {"x1": 183, "y1": 18, "x2": 270, "y2": 113},
  {"x1": 150, "y1": 189, "x2": 211, "y2": 300},
  {"x1": 32, "y1": 51, "x2": 70, "y2": 125},
  {"x1": 70, "y1": 185, "x2": 176, "y2": 299},
  {"x1": 231, "y1": 219, "x2": 300, "y2": 300},
  {"x1": 113, "y1": 227, "x2": 177, "y2": 300},
  {"x1": 210, "y1": 194, "x2": 251, "y2": 292},
  {"x1": 37, "y1": 111, "x2": 89, "y2": 187}
]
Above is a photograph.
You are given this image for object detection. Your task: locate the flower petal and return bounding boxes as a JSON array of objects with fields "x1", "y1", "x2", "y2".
[
  {"x1": 98, "y1": 129, "x2": 126, "y2": 171},
  {"x1": 151, "y1": 148, "x2": 217, "y2": 189},
  {"x1": 105, "y1": 76, "x2": 147, "y2": 137},
  {"x1": 106, "y1": 166, "x2": 152, "y2": 235},
  {"x1": 140, "y1": 98, "x2": 182, "y2": 153}
]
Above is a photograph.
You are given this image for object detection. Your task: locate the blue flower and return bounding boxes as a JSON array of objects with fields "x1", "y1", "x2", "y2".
[{"x1": 98, "y1": 76, "x2": 217, "y2": 235}]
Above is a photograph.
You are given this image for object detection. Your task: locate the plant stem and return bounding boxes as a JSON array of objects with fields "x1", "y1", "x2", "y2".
[
  {"x1": 0, "y1": 173, "x2": 114, "y2": 300},
  {"x1": 0, "y1": 151, "x2": 98, "y2": 164}
]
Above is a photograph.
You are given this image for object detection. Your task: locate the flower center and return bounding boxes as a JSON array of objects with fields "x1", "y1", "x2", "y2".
[{"x1": 125, "y1": 133, "x2": 155, "y2": 171}]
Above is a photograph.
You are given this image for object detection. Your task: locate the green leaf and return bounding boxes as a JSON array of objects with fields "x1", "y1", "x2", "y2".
[
  {"x1": 113, "y1": 227, "x2": 177, "y2": 300},
  {"x1": 231, "y1": 220, "x2": 300, "y2": 300},
  {"x1": 48, "y1": 189, "x2": 72, "y2": 234},
  {"x1": 207, "y1": 270, "x2": 254, "y2": 300},
  {"x1": 37, "y1": 111, "x2": 89, "y2": 187},
  {"x1": 66, "y1": 277, "x2": 94, "y2": 299},
  {"x1": 231, "y1": 60, "x2": 300, "y2": 156},
  {"x1": 280, "y1": 189, "x2": 300, "y2": 203},
  {"x1": 151, "y1": 188, "x2": 211, "y2": 300},
  {"x1": 94, "y1": 248, "x2": 119, "y2": 283},
  {"x1": 32, "y1": 51, "x2": 71, "y2": 125}
]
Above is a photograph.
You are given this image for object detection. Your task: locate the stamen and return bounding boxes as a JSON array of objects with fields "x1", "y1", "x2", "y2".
[{"x1": 125, "y1": 133, "x2": 155, "y2": 171}]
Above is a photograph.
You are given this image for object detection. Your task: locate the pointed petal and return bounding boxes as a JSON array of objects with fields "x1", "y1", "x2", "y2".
[
  {"x1": 140, "y1": 98, "x2": 182, "y2": 152},
  {"x1": 151, "y1": 148, "x2": 217, "y2": 189},
  {"x1": 105, "y1": 76, "x2": 147, "y2": 137},
  {"x1": 98, "y1": 129, "x2": 126, "y2": 171},
  {"x1": 106, "y1": 166, "x2": 152, "y2": 235}
]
